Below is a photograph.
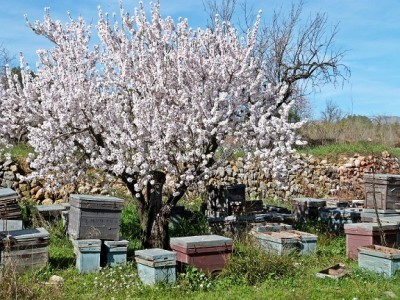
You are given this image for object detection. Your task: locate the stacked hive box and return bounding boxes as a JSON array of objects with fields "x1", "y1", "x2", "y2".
[
  {"x1": 0, "y1": 188, "x2": 22, "y2": 221},
  {"x1": 344, "y1": 222, "x2": 398, "y2": 259},
  {"x1": 68, "y1": 194, "x2": 124, "y2": 240},
  {"x1": 0, "y1": 227, "x2": 50, "y2": 273},
  {"x1": 170, "y1": 235, "x2": 233, "y2": 274},
  {"x1": 68, "y1": 194, "x2": 126, "y2": 273},
  {"x1": 363, "y1": 174, "x2": 400, "y2": 210},
  {"x1": 292, "y1": 198, "x2": 326, "y2": 221}
]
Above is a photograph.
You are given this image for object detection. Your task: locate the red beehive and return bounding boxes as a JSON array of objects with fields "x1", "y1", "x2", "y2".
[
  {"x1": 344, "y1": 222, "x2": 398, "y2": 259},
  {"x1": 170, "y1": 235, "x2": 233, "y2": 274}
]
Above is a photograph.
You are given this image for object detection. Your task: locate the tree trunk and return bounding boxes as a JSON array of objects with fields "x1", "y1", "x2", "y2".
[{"x1": 121, "y1": 171, "x2": 174, "y2": 249}]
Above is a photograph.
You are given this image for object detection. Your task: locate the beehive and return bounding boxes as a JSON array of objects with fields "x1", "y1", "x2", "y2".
[
  {"x1": 364, "y1": 174, "x2": 400, "y2": 210},
  {"x1": 0, "y1": 188, "x2": 22, "y2": 220},
  {"x1": 358, "y1": 245, "x2": 400, "y2": 277},
  {"x1": 0, "y1": 227, "x2": 49, "y2": 273},
  {"x1": 170, "y1": 235, "x2": 233, "y2": 274},
  {"x1": 135, "y1": 248, "x2": 177, "y2": 285},
  {"x1": 251, "y1": 230, "x2": 317, "y2": 255},
  {"x1": 344, "y1": 222, "x2": 398, "y2": 259},
  {"x1": 68, "y1": 194, "x2": 124, "y2": 240},
  {"x1": 102, "y1": 240, "x2": 129, "y2": 267},
  {"x1": 72, "y1": 239, "x2": 101, "y2": 273}
]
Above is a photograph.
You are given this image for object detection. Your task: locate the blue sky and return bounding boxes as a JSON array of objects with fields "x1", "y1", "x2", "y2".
[{"x1": 1, "y1": 0, "x2": 399, "y2": 119}]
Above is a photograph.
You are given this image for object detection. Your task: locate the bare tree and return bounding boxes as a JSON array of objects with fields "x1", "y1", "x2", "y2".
[
  {"x1": 321, "y1": 99, "x2": 343, "y2": 123},
  {"x1": 203, "y1": 1, "x2": 350, "y2": 114},
  {"x1": 203, "y1": 0, "x2": 237, "y2": 29},
  {"x1": 0, "y1": 42, "x2": 14, "y2": 77}
]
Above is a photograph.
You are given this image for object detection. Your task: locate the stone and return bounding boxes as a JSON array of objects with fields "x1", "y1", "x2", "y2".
[
  {"x1": 35, "y1": 189, "x2": 45, "y2": 201},
  {"x1": 42, "y1": 198, "x2": 54, "y2": 205},
  {"x1": 3, "y1": 171, "x2": 15, "y2": 181}
]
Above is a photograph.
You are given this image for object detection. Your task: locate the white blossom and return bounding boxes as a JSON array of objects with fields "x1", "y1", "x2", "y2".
[{"x1": 0, "y1": 3, "x2": 303, "y2": 194}]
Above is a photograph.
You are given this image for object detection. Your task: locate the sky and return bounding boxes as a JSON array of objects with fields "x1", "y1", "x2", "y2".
[{"x1": 0, "y1": 0, "x2": 399, "y2": 119}]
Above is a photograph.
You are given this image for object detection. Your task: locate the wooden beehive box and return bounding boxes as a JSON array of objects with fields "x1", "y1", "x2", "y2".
[
  {"x1": 292, "y1": 198, "x2": 326, "y2": 221},
  {"x1": 0, "y1": 227, "x2": 49, "y2": 273},
  {"x1": 135, "y1": 248, "x2": 177, "y2": 285},
  {"x1": 170, "y1": 235, "x2": 233, "y2": 274},
  {"x1": 364, "y1": 174, "x2": 400, "y2": 210},
  {"x1": 358, "y1": 245, "x2": 400, "y2": 277},
  {"x1": 68, "y1": 194, "x2": 124, "y2": 240},
  {"x1": 0, "y1": 188, "x2": 22, "y2": 220},
  {"x1": 251, "y1": 230, "x2": 318, "y2": 255},
  {"x1": 344, "y1": 222, "x2": 398, "y2": 259},
  {"x1": 102, "y1": 240, "x2": 129, "y2": 267},
  {"x1": 72, "y1": 239, "x2": 101, "y2": 273}
]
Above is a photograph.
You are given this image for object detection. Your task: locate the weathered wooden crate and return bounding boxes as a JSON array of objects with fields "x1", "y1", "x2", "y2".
[
  {"x1": 170, "y1": 235, "x2": 233, "y2": 274},
  {"x1": 0, "y1": 227, "x2": 49, "y2": 273},
  {"x1": 135, "y1": 248, "x2": 177, "y2": 285},
  {"x1": 207, "y1": 184, "x2": 246, "y2": 216},
  {"x1": 0, "y1": 188, "x2": 22, "y2": 220},
  {"x1": 102, "y1": 240, "x2": 129, "y2": 267},
  {"x1": 72, "y1": 239, "x2": 101, "y2": 273},
  {"x1": 316, "y1": 263, "x2": 349, "y2": 279},
  {"x1": 0, "y1": 219, "x2": 23, "y2": 231},
  {"x1": 344, "y1": 222, "x2": 398, "y2": 259},
  {"x1": 252, "y1": 230, "x2": 318, "y2": 255},
  {"x1": 358, "y1": 245, "x2": 400, "y2": 277},
  {"x1": 292, "y1": 198, "x2": 326, "y2": 221},
  {"x1": 68, "y1": 194, "x2": 124, "y2": 240},
  {"x1": 364, "y1": 174, "x2": 400, "y2": 210}
]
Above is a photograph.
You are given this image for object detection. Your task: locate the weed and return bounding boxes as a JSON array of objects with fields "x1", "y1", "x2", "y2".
[{"x1": 224, "y1": 237, "x2": 295, "y2": 285}]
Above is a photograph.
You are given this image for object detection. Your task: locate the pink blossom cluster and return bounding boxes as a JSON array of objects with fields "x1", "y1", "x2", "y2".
[{"x1": 0, "y1": 3, "x2": 304, "y2": 196}]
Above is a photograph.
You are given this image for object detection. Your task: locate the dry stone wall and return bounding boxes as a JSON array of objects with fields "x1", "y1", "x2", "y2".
[{"x1": 1, "y1": 151, "x2": 399, "y2": 203}]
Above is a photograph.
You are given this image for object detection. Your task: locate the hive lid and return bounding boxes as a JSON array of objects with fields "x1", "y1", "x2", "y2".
[
  {"x1": 104, "y1": 240, "x2": 129, "y2": 247},
  {"x1": 135, "y1": 248, "x2": 176, "y2": 262},
  {"x1": 0, "y1": 188, "x2": 18, "y2": 198},
  {"x1": 72, "y1": 239, "x2": 102, "y2": 248},
  {"x1": 363, "y1": 173, "x2": 400, "y2": 183},
  {"x1": 69, "y1": 194, "x2": 124, "y2": 210},
  {"x1": 344, "y1": 222, "x2": 399, "y2": 232},
  {"x1": 0, "y1": 227, "x2": 49, "y2": 241},
  {"x1": 170, "y1": 235, "x2": 233, "y2": 249},
  {"x1": 252, "y1": 230, "x2": 317, "y2": 242}
]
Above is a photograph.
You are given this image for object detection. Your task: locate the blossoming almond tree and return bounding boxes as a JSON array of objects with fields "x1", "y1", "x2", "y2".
[{"x1": 2, "y1": 3, "x2": 304, "y2": 248}]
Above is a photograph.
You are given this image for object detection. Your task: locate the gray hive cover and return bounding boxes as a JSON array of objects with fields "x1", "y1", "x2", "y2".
[
  {"x1": 135, "y1": 248, "x2": 176, "y2": 262},
  {"x1": 69, "y1": 194, "x2": 124, "y2": 210},
  {"x1": 0, "y1": 188, "x2": 17, "y2": 198},
  {"x1": 170, "y1": 235, "x2": 233, "y2": 249}
]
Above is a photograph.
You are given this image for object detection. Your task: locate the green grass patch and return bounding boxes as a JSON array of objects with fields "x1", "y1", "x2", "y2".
[
  {"x1": 4, "y1": 220, "x2": 400, "y2": 300},
  {"x1": 298, "y1": 141, "x2": 400, "y2": 159}
]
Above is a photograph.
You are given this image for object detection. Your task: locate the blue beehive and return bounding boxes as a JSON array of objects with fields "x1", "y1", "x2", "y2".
[
  {"x1": 252, "y1": 230, "x2": 318, "y2": 255},
  {"x1": 73, "y1": 239, "x2": 101, "y2": 273},
  {"x1": 358, "y1": 245, "x2": 400, "y2": 277},
  {"x1": 135, "y1": 248, "x2": 176, "y2": 285},
  {"x1": 103, "y1": 240, "x2": 129, "y2": 267}
]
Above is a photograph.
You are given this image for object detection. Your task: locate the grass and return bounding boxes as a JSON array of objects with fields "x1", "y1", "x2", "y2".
[
  {"x1": 7, "y1": 228, "x2": 400, "y2": 300},
  {"x1": 297, "y1": 141, "x2": 400, "y2": 159},
  {"x1": 4, "y1": 207, "x2": 400, "y2": 300}
]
